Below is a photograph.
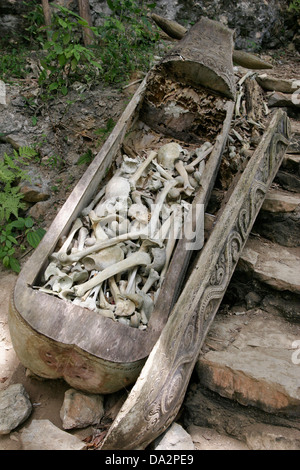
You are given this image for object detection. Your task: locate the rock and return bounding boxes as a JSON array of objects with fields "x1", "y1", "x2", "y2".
[
  {"x1": 261, "y1": 189, "x2": 300, "y2": 213},
  {"x1": 237, "y1": 236, "x2": 300, "y2": 294},
  {"x1": 184, "y1": 384, "x2": 300, "y2": 447},
  {"x1": 268, "y1": 91, "x2": 300, "y2": 109},
  {"x1": 19, "y1": 170, "x2": 51, "y2": 203},
  {"x1": 28, "y1": 199, "x2": 54, "y2": 220},
  {"x1": 262, "y1": 294, "x2": 300, "y2": 323},
  {"x1": 196, "y1": 312, "x2": 300, "y2": 415},
  {"x1": 244, "y1": 423, "x2": 300, "y2": 450},
  {"x1": 0, "y1": 384, "x2": 32, "y2": 434},
  {"x1": 253, "y1": 189, "x2": 300, "y2": 247},
  {"x1": 254, "y1": 207, "x2": 300, "y2": 247},
  {"x1": 274, "y1": 170, "x2": 300, "y2": 192},
  {"x1": 154, "y1": 423, "x2": 195, "y2": 450},
  {"x1": 60, "y1": 388, "x2": 104, "y2": 430},
  {"x1": 187, "y1": 425, "x2": 249, "y2": 450},
  {"x1": 20, "y1": 419, "x2": 86, "y2": 450},
  {"x1": 255, "y1": 74, "x2": 297, "y2": 94}
]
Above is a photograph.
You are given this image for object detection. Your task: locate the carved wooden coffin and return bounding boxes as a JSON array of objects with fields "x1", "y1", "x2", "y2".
[
  {"x1": 8, "y1": 18, "x2": 236, "y2": 395},
  {"x1": 100, "y1": 108, "x2": 291, "y2": 450}
]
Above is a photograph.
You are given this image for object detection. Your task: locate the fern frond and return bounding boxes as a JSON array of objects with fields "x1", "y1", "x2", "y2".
[
  {"x1": 0, "y1": 185, "x2": 25, "y2": 221},
  {"x1": 0, "y1": 160, "x2": 16, "y2": 185}
]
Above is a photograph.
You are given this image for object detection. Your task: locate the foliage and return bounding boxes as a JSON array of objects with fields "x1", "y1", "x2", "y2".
[
  {"x1": 288, "y1": 0, "x2": 300, "y2": 13},
  {"x1": 96, "y1": 1, "x2": 159, "y2": 83},
  {"x1": 0, "y1": 147, "x2": 46, "y2": 272},
  {"x1": 37, "y1": 4, "x2": 102, "y2": 98},
  {"x1": 22, "y1": 0, "x2": 45, "y2": 43},
  {"x1": 0, "y1": 44, "x2": 29, "y2": 81}
]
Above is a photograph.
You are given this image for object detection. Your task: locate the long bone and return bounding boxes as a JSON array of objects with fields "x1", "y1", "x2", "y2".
[
  {"x1": 141, "y1": 268, "x2": 160, "y2": 294},
  {"x1": 185, "y1": 143, "x2": 213, "y2": 173},
  {"x1": 129, "y1": 150, "x2": 158, "y2": 189},
  {"x1": 147, "y1": 179, "x2": 177, "y2": 238},
  {"x1": 73, "y1": 248, "x2": 152, "y2": 297},
  {"x1": 51, "y1": 230, "x2": 150, "y2": 265},
  {"x1": 55, "y1": 218, "x2": 83, "y2": 257},
  {"x1": 81, "y1": 186, "x2": 106, "y2": 217},
  {"x1": 159, "y1": 203, "x2": 183, "y2": 285}
]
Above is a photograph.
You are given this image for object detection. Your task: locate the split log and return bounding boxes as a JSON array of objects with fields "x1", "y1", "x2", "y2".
[
  {"x1": 256, "y1": 74, "x2": 298, "y2": 94},
  {"x1": 151, "y1": 13, "x2": 188, "y2": 40},
  {"x1": 151, "y1": 13, "x2": 273, "y2": 70}
]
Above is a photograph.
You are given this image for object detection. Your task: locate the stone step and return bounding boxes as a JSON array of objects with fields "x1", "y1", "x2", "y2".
[
  {"x1": 281, "y1": 154, "x2": 300, "y2": 176},
  {"x1": 237, "y1": 236, "x2": 300, "y2": 294},
  {"x1": 196, "y1": 310, "x2": 300, "y2": 416},
  {"x1": 253, "y1": 188, "x2": 300, "y2": 247},
  {"x1": 261, "y1": 188, "x2": 300, "y2": 213}
]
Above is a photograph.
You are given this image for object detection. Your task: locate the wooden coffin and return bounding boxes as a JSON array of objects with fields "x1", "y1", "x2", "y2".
[{"x1": 8, "y1": 18, "x2": 236, "y2": 394}]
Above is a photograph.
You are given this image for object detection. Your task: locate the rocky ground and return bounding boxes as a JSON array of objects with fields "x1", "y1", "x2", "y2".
[{"x1": 0, "y1": 47, "x2": 299, "y2": 450}]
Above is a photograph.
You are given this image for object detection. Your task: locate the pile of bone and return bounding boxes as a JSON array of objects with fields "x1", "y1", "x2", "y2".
[{"x1": 37, "y1": 141, "x2": 213, "y2": 329}]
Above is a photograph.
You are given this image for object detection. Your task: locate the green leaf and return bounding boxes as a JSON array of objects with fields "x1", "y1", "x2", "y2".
[
  {"x1": 2, "y1": 256, "x2": 10, "y2": 268},
  {"x1": 26, "y1": 231, "x2": 40, "y2": 248},
  {"x1": 9, "y1": 257, "x2": 20, "y2": 273},
  {"x1": 58, "y1": 18, "x2": 68, "y2": 29},
  {"x1": 9, "y1": 218, "x2": 25, "y2": 230},
  {"x1": 61, "y1": 86, "x2": 68, "y2": 96},
  {"x1": 107, "y1": 0, "x2": 115, "y2": 11},
  {"x1": 26, "y1": 228, "x2": 45, "y2": 248},
  {"x1": 71, "y1": 58, "x2": 78, "y2": 70},
  {"x1": 63, "y1": 32, "x2": 71, "y2": 45},
  {"x1": 24, "y1": 217, "x2": 34, "y2": 228},
  {"x1": 58, "y1": 54, "x2": 67, "y2": 67},
  {"x1": 49, "y1": 82, "x2": 59, "y2": 91},
  {"x1": 7, "y1": 235, "x2": 18, "y2": 245}
]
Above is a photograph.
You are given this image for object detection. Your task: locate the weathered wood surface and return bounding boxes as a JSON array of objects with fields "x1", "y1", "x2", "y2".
[
  {"x1": 100, "y1": 108, "x2": 291, "y2": 449},
  {"x1": 9, "y1": 18, "x2": 235, "y2": 394},
  {"x1": 151, "y1": 13, "x2": 273, "y2": 70},
  {"x1": 158, "y1": 17, "x2": 235, "y2": 99},
  {"x1": 9, "y1": 79, "x2": 150, "y2": 394}
]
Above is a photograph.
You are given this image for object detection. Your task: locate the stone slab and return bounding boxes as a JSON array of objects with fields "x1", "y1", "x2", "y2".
[
  {"x1": 197, "y1": 312, "x2": 300, "y2": 415},
  {"x1": 237, "y1": 237, "x2": 300, "y2": 294}
]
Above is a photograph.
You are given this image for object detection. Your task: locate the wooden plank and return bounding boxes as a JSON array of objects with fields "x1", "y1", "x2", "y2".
[{"x1": 100, "y1": 108, "x2": 291, "y2": 449}]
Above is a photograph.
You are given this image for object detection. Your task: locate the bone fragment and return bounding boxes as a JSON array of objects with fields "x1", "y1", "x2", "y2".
[
  {"x1": 129, "y1": 151, "x2": 158, "y2": 188},
  {"x1": 73, "y1": 251, "x2": 151, "y2": 297},
  {"x1": 82, "y1": 244, "x2": 125, "y2": 271},
  {"x1": 185, "y1": 144, "x2": 213, "y2": 173},
  {"x1": 142, "y1": 268, "x2": 160, "y2": 294},
  {"x1": 56, "y1": 218, "x2": 83, "y2": 255}
]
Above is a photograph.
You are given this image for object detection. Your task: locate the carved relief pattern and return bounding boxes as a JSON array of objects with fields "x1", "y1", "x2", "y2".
[{"x1": 136, "y1": 114, "x2": 290, "y2": 448}]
